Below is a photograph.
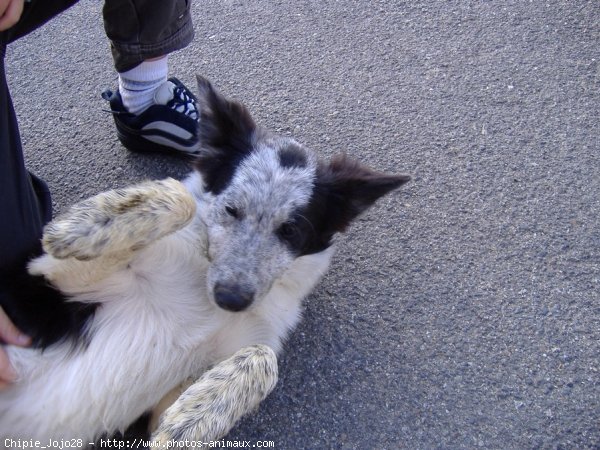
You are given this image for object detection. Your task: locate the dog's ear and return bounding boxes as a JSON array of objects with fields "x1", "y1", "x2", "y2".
[
  {"x1": 316, "y1": 154, "x2": 411, "y2": 233},
  {"x1": 194, "y1": 75, "x2": 257, "y2": 194}
]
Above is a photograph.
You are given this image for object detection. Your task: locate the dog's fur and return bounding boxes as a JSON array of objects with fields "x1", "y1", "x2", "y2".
[{"x1": 0, "y1": 76, "x2": 410, "y2": 444}]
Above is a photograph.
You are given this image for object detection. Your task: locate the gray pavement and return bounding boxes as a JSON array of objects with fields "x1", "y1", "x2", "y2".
[{"x1": 5, "y1": 1, "x2": 599, "y2": 449}]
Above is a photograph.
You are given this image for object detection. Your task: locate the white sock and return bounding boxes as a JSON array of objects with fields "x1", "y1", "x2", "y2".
[{"x1": 118, "y1": 57, "x2": 169, "y2": 115}]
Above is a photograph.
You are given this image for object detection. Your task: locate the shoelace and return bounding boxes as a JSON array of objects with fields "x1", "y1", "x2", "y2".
[
  {"x1": 101, "y1": 89, "x2": 129, "y2": 115},
  {"x1": 171, "y1": 86, "x2": 199, "y2": 121}
]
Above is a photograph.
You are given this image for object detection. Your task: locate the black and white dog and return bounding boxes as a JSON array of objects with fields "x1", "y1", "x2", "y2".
[{"x1": 0, "y1": 77, "x2": 410, "y2": 445}]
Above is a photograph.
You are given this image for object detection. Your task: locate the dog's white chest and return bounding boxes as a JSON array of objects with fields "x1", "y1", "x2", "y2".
[{"x1": 2, "y1": 236, "x2": 217, "y2": 442}]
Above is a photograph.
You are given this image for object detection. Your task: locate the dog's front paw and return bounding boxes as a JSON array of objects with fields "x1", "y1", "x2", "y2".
[
  {"x1": 152, "y1": 345, "x2": 278, "y2": 445},
  {"x1": 43, "y1": 178, "x2": 196, "y2": 260}
]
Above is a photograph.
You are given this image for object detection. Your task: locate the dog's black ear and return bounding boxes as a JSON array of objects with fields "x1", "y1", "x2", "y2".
[
  {"x1": 194, "y1": 75, "x2": 257, "y2": 194},
  {"x1": 316, "y1": 154, "x2": 411, "y2": 233}
]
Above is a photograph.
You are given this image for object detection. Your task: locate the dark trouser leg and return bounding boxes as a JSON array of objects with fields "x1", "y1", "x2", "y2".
[
  {"x1": 0, "y1": 0, "x2": 79, "y2": 271},
  {"x1": 103, "y1": 0, "x2": 195, "y2": 72},
  {"x1": 0, "y1": 44, "x2": 48, "y2": 270}
]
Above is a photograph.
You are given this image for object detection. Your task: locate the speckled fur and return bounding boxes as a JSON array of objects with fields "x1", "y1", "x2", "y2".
[
  {"x1": 28, "y1": 178, "x2": 196, "y2": 289},
  {"x1": 151, "y1": 345, "x2": 278, "y2": 445},
  {"x1": 42, "y1": 178, "x2": 196, "y2": 262},
  {"x1": 2, "y1": 167, "x2": 334, "y2": 444},
  {"x1": 1, "y1": 77, "x2": 409, "y2": 446}
]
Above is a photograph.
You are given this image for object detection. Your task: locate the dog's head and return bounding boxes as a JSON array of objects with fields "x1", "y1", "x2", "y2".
[{"x1": 191, "y1": 76, "x2": 410, "y2": 312}]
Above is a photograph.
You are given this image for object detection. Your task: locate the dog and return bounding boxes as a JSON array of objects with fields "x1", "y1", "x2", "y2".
[{"x1": 0, "y1": 76, "x2": 410, "y2": 445}]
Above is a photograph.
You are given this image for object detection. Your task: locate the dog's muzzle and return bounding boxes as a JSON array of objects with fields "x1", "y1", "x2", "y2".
[{"x1": 213, "y1": 283, "x2": 255, "y2": 312}]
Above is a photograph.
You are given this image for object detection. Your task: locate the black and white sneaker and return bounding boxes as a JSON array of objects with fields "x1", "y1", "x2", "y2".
[{"x1": 102, "y1": 78, "x2": 200, "y2": 155}]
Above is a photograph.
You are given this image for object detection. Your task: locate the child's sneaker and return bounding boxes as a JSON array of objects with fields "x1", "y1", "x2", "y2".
[{"x1": 102, "y1": 78, "x2": 200, "y2": 155}]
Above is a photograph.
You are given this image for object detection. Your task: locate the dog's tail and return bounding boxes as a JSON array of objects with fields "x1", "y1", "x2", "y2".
[{"x1": 151, "y1": 345, "x2": 278, "y2": 446}]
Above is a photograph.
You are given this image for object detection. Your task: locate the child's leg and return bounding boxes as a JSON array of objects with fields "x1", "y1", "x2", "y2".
[
  {"x1": 102, "y1": 0, "x2": 200, "y2": 155},
  {"x1": 102, "y1": 0, "x2": 194, "y2": 74}
]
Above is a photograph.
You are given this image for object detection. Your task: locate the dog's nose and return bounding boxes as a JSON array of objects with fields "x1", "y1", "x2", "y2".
[{"x1": 213, "y1": 283, "x2": 254, "y2": 312}]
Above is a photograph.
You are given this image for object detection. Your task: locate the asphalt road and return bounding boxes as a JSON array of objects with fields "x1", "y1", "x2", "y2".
[{"x1": 5, "y1": 1, "x2": 599, "y2": 449}]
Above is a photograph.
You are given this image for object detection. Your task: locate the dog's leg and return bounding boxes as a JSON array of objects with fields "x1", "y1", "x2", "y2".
[
  {"x1": 29, "y1": 178, "x2": 196, "y2": 289},
  {"x1": 43, "y1": 178, "x2": 196, "y2": 261},
  {"x1": 151, "y1": 345, "x2": 278, "y2": 446},
  {"x1": 28, "y1": 251, "x2": 137, "y2": 291}
]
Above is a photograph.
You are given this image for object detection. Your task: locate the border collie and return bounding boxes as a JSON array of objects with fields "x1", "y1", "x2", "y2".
[{"x1": 0, "y1": 76, "x2": 410, "y2": 445}]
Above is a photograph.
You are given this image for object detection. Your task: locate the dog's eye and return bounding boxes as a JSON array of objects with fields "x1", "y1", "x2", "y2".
[
  {"x1": 277, "y1": 222, "x2": 298, "y2": 241},
  {"x1": 225, "y1": 205, "x2": 239, "y2": 219}
]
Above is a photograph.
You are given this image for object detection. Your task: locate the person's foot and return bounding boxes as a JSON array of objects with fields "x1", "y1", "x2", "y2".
[{"x1": 102, "y1": 78, "x2": 200, "y2": 155}]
